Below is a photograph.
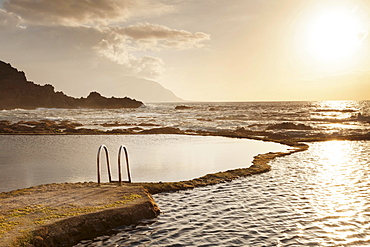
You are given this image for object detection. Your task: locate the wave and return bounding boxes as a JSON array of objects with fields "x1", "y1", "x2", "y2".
[
  {"x1": 35, "y1": 107, "x2": 70, "y2": 111},
  {"x1": 314, "y1": 108, "x2": 357, "y2": 113}
]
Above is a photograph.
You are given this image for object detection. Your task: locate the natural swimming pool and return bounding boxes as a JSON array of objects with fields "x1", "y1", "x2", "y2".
[{"x1": 0, "y1": 134, "x2": 288, "y2": 192}]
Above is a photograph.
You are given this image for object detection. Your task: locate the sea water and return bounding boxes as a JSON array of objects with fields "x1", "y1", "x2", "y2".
[{"x1": 1, "y1": 100, "x2": 370, "y2": 136}]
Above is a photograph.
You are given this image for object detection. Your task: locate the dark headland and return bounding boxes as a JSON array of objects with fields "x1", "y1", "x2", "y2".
[{"x1": 0, "y1": 61, "x2": 143, "y2": 109}]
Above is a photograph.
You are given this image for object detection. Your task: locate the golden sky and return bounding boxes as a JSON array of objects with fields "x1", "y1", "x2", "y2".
[{"x1": 1, "y1": 0, "x2": 370, "y2": 101}]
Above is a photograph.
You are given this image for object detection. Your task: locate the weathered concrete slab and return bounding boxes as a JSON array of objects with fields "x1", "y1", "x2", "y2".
[{"x1": 0, "y1": 182, "x2": 159, "y2": 247}]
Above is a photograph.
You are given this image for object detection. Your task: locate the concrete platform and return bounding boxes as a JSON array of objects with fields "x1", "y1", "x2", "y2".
[{"x1": 0, "y1": 182, "x2": 160, "y2": 247}]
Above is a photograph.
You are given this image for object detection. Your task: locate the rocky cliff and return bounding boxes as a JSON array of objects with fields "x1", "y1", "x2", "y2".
[{"x1": 0, "y1": 61, "x2": 143, "y2": 109}]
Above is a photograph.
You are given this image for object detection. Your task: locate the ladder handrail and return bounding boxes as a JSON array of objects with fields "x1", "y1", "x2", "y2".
[
  {"x1": 118, "y1": 145, "x2": 132, "y2": 185},
  {"x1": 97, "y1": 145, "x2": 132, "y2": 185},
  {"x1": 97, "y1": 145, "x2": 112, "y2": 184}
]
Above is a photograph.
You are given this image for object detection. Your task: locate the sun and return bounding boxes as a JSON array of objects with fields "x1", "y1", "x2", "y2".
[{"x1": 304, "y1": 8, "x2": 366, "y2": 64}]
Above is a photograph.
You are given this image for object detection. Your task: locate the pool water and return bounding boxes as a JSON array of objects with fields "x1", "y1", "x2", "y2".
[{"x1": 0, "y1": 134, "x2": 287, "y2": 192}]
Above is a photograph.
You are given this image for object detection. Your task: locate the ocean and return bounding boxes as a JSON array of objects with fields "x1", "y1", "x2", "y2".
[
  {"x1": 1, "y1": 100, "x2": 369, "y2": 137},
  {"x1": 1, "y1": 100, "x2": 370, "y2": 246}
]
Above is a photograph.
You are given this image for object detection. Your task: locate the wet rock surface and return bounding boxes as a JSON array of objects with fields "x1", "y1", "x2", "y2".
[
  {"x1": 0, "y1": 120, "x2": 97, "y2": 134},
  {"x1": 175, "y1": 105, "x2": 192, "y2": 110},
  {"x1": 266, "y1": 122, "x2": 313, "y2": 130},
  {"x1": 1, "y1": 119, "x2": 370, "y2": 143},
  {"x1": 139, "y1": 127, "x2": 184, "y2": 134}
]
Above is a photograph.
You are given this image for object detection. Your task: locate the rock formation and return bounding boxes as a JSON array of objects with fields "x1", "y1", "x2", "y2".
[{"x1": 0, "y1": 61, "x2": 143, "y2": 109}]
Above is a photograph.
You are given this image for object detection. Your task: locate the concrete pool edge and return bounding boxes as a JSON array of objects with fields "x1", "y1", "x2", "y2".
[{"x1": 138, "y1": 141, "x2": 308, "y2": 194}]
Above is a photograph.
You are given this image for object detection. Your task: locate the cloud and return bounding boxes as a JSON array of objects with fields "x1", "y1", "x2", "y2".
[
  {"x1": 94, "y1": 39, "x2": 165, "y2": 78},
  {"x1": 95, "y1": 39, "x2": 130, "y2": 64},
  {"x1": 90, "y1": 23, "x2": 209, "y2": 77},
  {"x1": 3, "y1": 0, "x2": 173, "y2": 26},
  {"x1": 0, "y1": 8, "x2": 21, "y2": 29},
  {"x1": 0, "y1": 0, "x2": 210, "y2": 80},
  {"x1": 112, "y1": 22, "x2": 211, "y2": 50},
  {"x1": 132, "y1": 56, "x2": 165, "y2": 78}
]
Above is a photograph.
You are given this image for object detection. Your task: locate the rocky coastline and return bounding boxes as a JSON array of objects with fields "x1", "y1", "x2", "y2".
[
  {"x1": 0, "y1": 61, "x2": 143, "y2": 109},
  {"x1": 1, "y1": 119, "x2": 370, "y2": 143}
]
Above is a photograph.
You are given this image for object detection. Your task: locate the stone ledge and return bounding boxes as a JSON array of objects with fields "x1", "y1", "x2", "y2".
[{"x1": 0, "y1": 183, "x2": 159, "y2": 247}]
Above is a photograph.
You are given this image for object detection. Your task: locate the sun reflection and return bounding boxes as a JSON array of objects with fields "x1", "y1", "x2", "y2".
[
  {"x1": 312, "y1": 100, "x2": 359, "y2": 122},
  {"x1": 320, "y1": 141, "x2": 350, "y2": 172},
  {"x1": 309, "y1": 141, "x2": 366, "y2": 243},
  {"x1": 316, "y1": 100, "x2": 358, "y2": 111}
]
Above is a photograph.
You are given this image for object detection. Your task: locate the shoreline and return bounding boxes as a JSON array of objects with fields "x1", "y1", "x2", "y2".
[
  {"x1": 2, "y1": 126, "x2": 369, "y2": 246},
  {"x1": 1, "y1": 119, "x2": 370, "y2": 142}
]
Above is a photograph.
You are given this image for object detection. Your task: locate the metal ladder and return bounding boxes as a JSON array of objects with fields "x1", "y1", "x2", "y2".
[{"x1": 97, "y1": 145, "x2": 132, "y2": 185}]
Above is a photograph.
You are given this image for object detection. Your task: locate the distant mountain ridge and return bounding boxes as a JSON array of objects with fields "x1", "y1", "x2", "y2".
[
  {"x1": 102, "y1": 77, "x2": 184, "y2": 103},
  {"x1": 0, "y1": 61, "x2": 143, "y2": 109}
]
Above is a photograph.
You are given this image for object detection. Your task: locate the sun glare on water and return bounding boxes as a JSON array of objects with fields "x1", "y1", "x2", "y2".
[
  {"x1": 309, "y1": 141, "x2": 368, "y2": 242},
  {"x1": 303, "y1": 7, "x2": 366, "y2": 66}
]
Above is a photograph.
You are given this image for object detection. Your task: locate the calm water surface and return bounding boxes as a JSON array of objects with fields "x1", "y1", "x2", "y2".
[
  {"x1": 76, "y1": 141, "x2": 370, "y2": 247},
  {"x1": 0, "y1": 134, "x2": 287, "y2": 192}
]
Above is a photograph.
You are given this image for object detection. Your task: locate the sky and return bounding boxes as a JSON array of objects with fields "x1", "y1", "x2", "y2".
[{"x1": 1, "y1": 0, "x2": 370, "y2": 101}]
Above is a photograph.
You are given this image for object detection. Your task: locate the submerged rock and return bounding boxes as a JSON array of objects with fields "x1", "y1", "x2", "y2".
[
  {"x1": 101, "y1": 122, "x2": 133, "y2": 127},
  {"x1": 175, "y1": 105, "x2": 192, "y2": 110},
  {"x1": 356, "y1": 113, "x2": 370, "y2": 122},
  {"x1": 139, "y1": 127, "x2": 184, "y2": 134},
  {"x1": 266, "y1": 122, "x2": 313, "y2": 130}
]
